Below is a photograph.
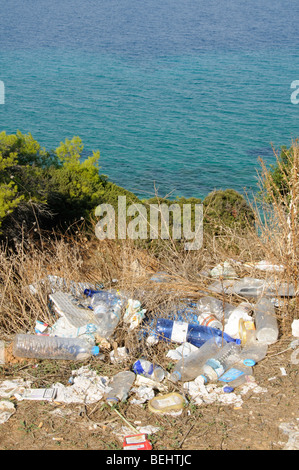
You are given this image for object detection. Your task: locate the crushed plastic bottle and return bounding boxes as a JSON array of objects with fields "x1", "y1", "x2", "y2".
[
  {"x1": 13, "y1": 334, "x2": 100, "y2": 360},
  {"x1": 105, "y1": 371, "x2": 135, "y2": 405},
  {"x1": 169, "y1": 337, "x2": 226, "y2": 383},
  {"x1": 254, "y1": 297, "x2": 279, "y2": 344},
  {"x1": 84, "y1": 289, "x2": 124, "y2": 339}
]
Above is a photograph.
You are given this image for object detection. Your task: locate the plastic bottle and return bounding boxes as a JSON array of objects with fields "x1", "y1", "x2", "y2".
[
  {"x1": 200, "y1": 341, "x2": 242, "y2": 383},
  {"x1": 218, "y1": 362, "x2": 253, "y2": 384},
  {"x1": 220, "y1": 373, "x2": 256, "y2": 393},
  {"x1": 233, "y1": 277, "x2": 296, "y2": 298},
  {"x1": 154, "y1": 318, "x2": 241, "y2": 349},
  {"x1": 13, "y1": 334, "x2": 100, "y2": 360},
  {"x1": 84, "y1": 289, "x2": 124, "y2": 338},
  {"x1": 197, "y1": 296, "x2": 235, "y2": 322},
  {"x1": 238, "y1": 340, "x2": 268, "y2": 365},
  {"x1": 254, "y1": 297, "x2": 279, "y2": 344},
  {"x1": 230, "y1": 277, "x2": 272, "y2": 298},
  {"x1": 84, "y1": 289, "x2": 124, "y2": 313},
  {"x1": 105, "y1": 371, "x2": 136, "y2": 405},
  {"x1": 133, "y1": 358, "x2": 165, "y2": 382},
  {"x1": 198, "y1": 313, "x2": 223, "y2": 330},
  {"x1": 169, "y1": 337, "x2": 226, "y2": 383}
]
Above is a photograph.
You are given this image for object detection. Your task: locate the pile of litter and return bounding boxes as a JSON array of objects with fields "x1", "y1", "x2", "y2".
[{"x1": 0, "y1": 260, "x2": 298, "y2": 449}]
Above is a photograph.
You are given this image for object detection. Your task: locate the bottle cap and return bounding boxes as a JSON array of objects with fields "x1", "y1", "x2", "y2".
[
  {"x1": 243, "y1": 358, "x2": 256, "y2": 366},
  {"x1": 223, "y1": 386, "x2": 234, "y2": 393},
  {"x1": 84, "y1": 289, "x2": 93, "y2": 297},
  {"x1": 91, "y1": 346, "x2": 100, "y2": 356}
]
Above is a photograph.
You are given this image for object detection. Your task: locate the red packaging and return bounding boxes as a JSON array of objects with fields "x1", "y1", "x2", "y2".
[{"x1": 123, "y1": 433, "x2": 152, "y2": 450}]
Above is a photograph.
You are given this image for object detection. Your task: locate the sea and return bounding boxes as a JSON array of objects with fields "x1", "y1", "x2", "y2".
[{"x1": 0, "y1": 0, "x2": 298, "y2": 200}]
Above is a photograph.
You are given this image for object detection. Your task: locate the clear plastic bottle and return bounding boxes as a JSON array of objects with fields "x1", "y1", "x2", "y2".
[
  {"x1": 238, "y1": 340, "x2": 268, "y2": 365},
  {"x1": 133, "y1": 358, "x2": 165, "y2": 382},
  {"x1": 169, "y1": 337, "x2": 226, "y2": 383},
  {"x1": 84, "y1": 289, "x2": 124, "y2": 338},
  {"x1": 197, "y1": 296, "x2": 235, "y2": 322},
  {"x1": 13, "y1": 334, "x2": 100, "y2": 360},
  {"x1": 198, "y1": 313, "x2": 223, "y2": 330},
  {"x1": 154, "y1": 318, "x2": 241, "y2": 349},
  {"x1": 105, "y1": 371, "x2": 136, "y2": 405},
  {"x1": 254, "y1": 297, "x2": 279, "y2": 344},
  {"x1": 200, "y1": 341, "x2": 242, "y2": 383},
  {"x1": 221, "y1": 373, "x2": 256, "y2": 393},
  {"x1": 218, "y1": 362, "x2": 253, "y2": 384}
]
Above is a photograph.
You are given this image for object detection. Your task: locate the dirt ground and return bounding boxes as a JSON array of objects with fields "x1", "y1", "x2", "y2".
[{"x1": 0, "y1": 335, "x2": 298, "y2": 451}]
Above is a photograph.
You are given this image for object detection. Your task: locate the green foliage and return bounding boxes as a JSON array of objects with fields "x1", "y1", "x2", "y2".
[
  {"x1": 0, "y1": 130, "x2": 56, "y2": 167},
  {"x1": 0, "y1": 131, "x2": 140, "y2": 237},
  {"x1": 203, "y1": 189, "x2": 254, "y2": 234},
  {"x1": 0, "y1": 143, "x2": 24, "y2": 229},
  {"x1": 0, "y1": 130, "x2": 256, "y2": 241},
  {"x1": 262, "y1": 144, "x2": 296, "y2": 205}
]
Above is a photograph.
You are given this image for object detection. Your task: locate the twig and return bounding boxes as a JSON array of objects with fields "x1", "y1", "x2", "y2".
[{"x1": 177, "y1": 423, "x2": 195, "y2": 448}]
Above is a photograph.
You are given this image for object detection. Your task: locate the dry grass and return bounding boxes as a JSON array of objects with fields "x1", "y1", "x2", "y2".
[
  {"x1": 0, "y1": 143, "x2": 298, "y2": 341},
  {"x1": 0, "y1": 148, "x2": 298, "y2": 451}
]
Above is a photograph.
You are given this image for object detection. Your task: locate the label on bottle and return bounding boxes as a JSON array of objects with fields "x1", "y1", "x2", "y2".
[
  {"x1": 133, "y1": 360, "x2": 154, "y2": 376},
  {"x1": 198, "y1": 313, "x2": 221, "y2": 329},
  {"x1": 218, "y1": 368, "x2": 245, "y2": 382},
  {"x1": 205, "y1": 358, "x2": 225, "y2": 378},
  {"x1": 171, "y1": 321, "x2": 188, "y2": 343}
]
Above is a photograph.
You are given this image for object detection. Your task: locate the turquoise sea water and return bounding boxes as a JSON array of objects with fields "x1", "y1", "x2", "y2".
[{"x1": 0, "y1": 0, "x2": 299, "y2": 199}]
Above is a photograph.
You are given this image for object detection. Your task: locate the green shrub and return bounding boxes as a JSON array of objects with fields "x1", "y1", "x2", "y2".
[
  {"x1": 0, "y1": 132, "x2": 140, "y2": 238},
  {"x1": 203, "y1": 189, "x2": 255, "y2": 235}
]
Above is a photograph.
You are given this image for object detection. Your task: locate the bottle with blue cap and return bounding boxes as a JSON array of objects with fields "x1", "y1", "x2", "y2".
[
  {"x1": 239, "y1": 340, "x2": 268, "y2": 365},
  {"x1": 169, "y1": 337, "x2": 226, "y2": 383},
  {"x1": 221, "y1": 372, "x2": 256, "y2": 393},
  {"x1": 218, "y1": 363, "x2": 254, "y2": 385},
  {"x1": 200, "y1": 341, "x2": 242, "y2": 383},
  {"x1": 13, "y1": 334, "x2": 100, "y2": 360},
  {"x1": 133, "y1": 358, "x2": 165, "y2": 382}
]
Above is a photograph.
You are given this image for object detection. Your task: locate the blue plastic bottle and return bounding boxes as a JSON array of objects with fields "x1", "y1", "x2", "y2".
[{"x1": 154, "y1": 318, "x2": 241, "y2": 348}]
